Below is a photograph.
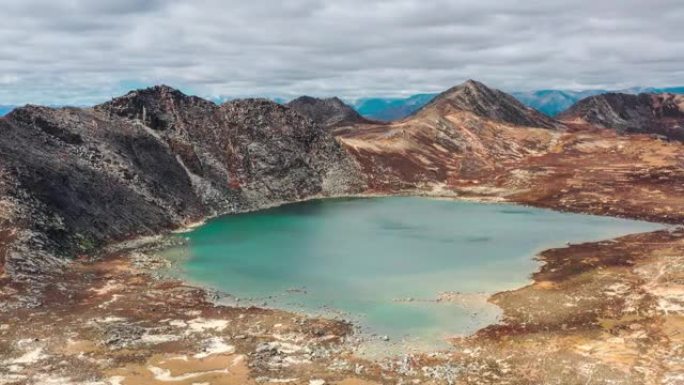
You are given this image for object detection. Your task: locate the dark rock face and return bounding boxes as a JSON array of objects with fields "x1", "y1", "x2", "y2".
[
  {"x1": 420, "y1": 80, "x2": 561, "y2": 129},
  {"x1": 558, "y1": 93, "x2": 684, "y2": 140},
  {"x1": 98, "y1": 87, "x2": 364, "y2": 204},
  {"x1": 287, "y1": 96, "x2": 371, "y2": 129},
  {"x1": 0, "y1": 105, "x2": 206, "y2": 277},
  {"x1": 0, "y1": 86, "x2": 364, "y2": 278}
]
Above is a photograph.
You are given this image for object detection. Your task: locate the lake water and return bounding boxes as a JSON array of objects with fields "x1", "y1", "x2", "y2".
[{"x1": 158, "y1": 197, "x2": 662, "y2": 353}]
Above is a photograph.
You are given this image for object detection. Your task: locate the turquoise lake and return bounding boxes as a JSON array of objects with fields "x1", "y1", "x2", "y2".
[{"x1": 160, "y1": 197, "x2": 663, "y2": 353}]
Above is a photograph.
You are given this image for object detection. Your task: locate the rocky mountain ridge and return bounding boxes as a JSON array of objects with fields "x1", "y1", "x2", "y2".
[
  {"x1": 2, "y1": 80, "x2": 684, "y2": 280},
  {"x1": 0, "y1": 86, "x2": 364, "y2": 278},
  {"x1": 286, "y1": 95, "x2": 372, "y2": 129},
  {"x1": 334, "y1": 81, "x2": 684, "y2": 227},
  {"x1": 335, "y1": 80, "x2": 559, "y2": 189},
  {"x1": 350, "y1": 86, "x2": 684, "y2": 121},
  {"x1": 420, "y1": 80, "x2": 561, "y2": 129},
  {"x1": 2, "y1": 82, "x2": 684, "y2": 385},
  {"x1": 558, "y1": 92, "x2": 684, "y2": 140}
]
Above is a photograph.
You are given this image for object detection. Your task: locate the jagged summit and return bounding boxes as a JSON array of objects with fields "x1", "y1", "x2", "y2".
[
  {"x1": 558, "y1": 92, "x2": 684, "y2": 140},
  {"x1": 96, "y1": 85, "x2": 370, "y2": 133},
  {"x1": 104, "y1": 84, "x2": 208, "y2": 108},
  {"x1": 131, "y1": 84, "x2": 184, "y2": 95},
  {"x1": 418, "y1": 79, "x2": 560, "y2": 129},
  {"x1": 287, "y1": 95, "x2": 371, "y2": 129},
  {"x1": 95, "y1": 85, "x2": 215, "y2": 131}
]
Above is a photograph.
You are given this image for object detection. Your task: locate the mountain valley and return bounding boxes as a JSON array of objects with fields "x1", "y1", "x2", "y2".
[{"x1": 1, "y1": 80, "x2": 683, "y2": 385}]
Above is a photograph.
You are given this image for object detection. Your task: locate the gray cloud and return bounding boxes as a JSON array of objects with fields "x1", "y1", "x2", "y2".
[{"x1": 0, "y1": 0, "x2": 682, "y2": 105}]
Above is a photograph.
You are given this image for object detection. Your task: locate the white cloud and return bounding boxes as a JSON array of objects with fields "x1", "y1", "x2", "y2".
[{"x1": 0, "y1": 0, "x2": 682, "y2": 104}]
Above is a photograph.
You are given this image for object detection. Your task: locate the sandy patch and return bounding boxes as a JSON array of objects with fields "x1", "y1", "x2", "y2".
[
  {"x1": 109, "y1": 353, "x2": 253, "y2": 385},
  {"x1": 574, "y1": 334, "x2": 640, "y2": 373},
  {"x1": 336, "y1": 379, "x2": 381, "y2": 385},
  {"x1": 169, "y1": 318, "x2": 230, "y2": 334},
  {"x1": 90, "y1": 316, "x2": 127, "y2": 324},
  {"x1": 141, "y1": 333, "x2": 182, "y2": 344},
  {"x1": 194, "y1": 337, "x2": 235, "y2": 358},
  {"x1": 8, "y1": 347, "x2": 46, "y2": 364},
  {"x1": 61, "y1": 339, "x2": 99, "y2": 355},
  {"x1": 91, "y1": 280, "x2": 123, "y2": 295}
]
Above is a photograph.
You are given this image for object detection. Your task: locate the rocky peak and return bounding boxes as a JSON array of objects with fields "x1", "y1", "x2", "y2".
[
  {"x1": 95, "y1": 85, "x2": 216, "y2": 131},
  {"x1": 558, "y1": 92, "x2": 684, "y2": 140},
  {"x1": 419, "y1": 80, "x2": 560, "y2": 129},
  {"x1": 287, "y1": 95, "x2": 371, "y2": 129}
]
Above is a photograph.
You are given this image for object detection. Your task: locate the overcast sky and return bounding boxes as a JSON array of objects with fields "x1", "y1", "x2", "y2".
[{"x1": 1, "y1": 0, "x2": 682, "y2": 105}]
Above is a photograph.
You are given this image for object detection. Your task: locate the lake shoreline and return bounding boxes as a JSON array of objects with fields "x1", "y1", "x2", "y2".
[
  {"x1": 149, "y1": 196, "x2": 663, "y2": 355},
  {"x1": 1, "y1": 190, "x2": 682, "y2": 384}
]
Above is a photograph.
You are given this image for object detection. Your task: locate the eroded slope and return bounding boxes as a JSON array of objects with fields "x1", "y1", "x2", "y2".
[
  {"x1": 0, "y1": 86, "x2": 364, "y2": 278},
  {"x1": 558, "y1": 92, "x2": 684, "y2": 141}
]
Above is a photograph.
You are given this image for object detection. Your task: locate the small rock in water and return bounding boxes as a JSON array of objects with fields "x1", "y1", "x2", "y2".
[{"x1": 381, "y1": 335, "x2": 390, "y2": 342}]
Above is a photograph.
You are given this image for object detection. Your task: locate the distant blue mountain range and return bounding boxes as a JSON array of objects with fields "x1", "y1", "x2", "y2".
[
  {"x1": 512, "y1": 87, "x2": 684, "y2": 116},
  {"x1": 350, "y1": 86, "x2": 684, "y2": 121},
  {"x1": 510, "y1": 90, "x2": 606, "y2": 117},
  {"x1": 3, "y1": 86, "x2": 683, "y2": 121},
  {"x1": 0, "y1": 105, "x2": 14, "y2": 116},
  {"x1": 351, "y1": 94, "x2": 437, "y2": 122}
]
